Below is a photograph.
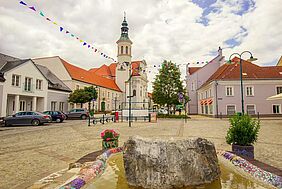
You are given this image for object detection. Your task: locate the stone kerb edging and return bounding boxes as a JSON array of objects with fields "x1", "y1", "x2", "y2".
[
  {"x1": 59, "y1": 147, "x2": 123, "y2": 189},
  {"x1": 218, "y1": 151, "x2": 282, "y2": 189}
]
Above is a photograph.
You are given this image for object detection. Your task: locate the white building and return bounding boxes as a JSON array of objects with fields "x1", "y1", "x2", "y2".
[
  {"x1": 0, "y1": 53, "x2": 71, "y2": 117},
  {"x1": 0, "y1": 56, "x2": 48, "y2": 117}
]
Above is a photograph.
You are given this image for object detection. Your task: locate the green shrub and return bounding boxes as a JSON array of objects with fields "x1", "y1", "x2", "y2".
[
  {"x1": 226, "y1": 114, "x2": 260, "y2": 146},
  {"x1": 157, "y1": 114, "x2": 189, "y2": 119}
]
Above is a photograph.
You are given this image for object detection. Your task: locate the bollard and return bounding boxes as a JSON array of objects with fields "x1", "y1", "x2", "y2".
[
  {"x1": 220, "y1": 112, "x2": 222, "y2": 119},
  {"x1": 257, "y1": 112, "x2": 260, "y2": 119}
]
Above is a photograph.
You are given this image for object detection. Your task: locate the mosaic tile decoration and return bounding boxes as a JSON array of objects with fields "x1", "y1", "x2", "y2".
[
  {"x1": 59, "y1": 147, "x2": 123, "y2": 189},
  {"x1": 218, "y1": 151, "x2": 282, "y2": 189}
]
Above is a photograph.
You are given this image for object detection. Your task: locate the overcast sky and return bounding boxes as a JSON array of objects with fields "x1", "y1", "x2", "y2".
[{"x1": 0, "y1": 0, "x2": 282, "y2": 90}]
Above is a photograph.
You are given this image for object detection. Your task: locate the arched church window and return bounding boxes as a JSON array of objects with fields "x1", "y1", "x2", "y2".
[
  {"x1": 133, "y1": 89, "x2": 136, "y2": 97},
  {"x1": 121, "y1": 46, "x2": 124, "y2": 54},
  {"x1": 126, "y1": 46, "x2": 128, "y2": 54}
]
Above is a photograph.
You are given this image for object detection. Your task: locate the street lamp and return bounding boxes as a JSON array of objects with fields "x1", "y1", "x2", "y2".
[{"x1": 228, "y1": 51, "x2": 257, "y2": 115}]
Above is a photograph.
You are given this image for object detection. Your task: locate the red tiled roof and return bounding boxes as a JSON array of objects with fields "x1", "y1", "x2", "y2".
[
  {"x1": 205, "y1": 57, "x2": 282, "y2": 85},
  {"x1": 188, "y1": 67, "x2": 201, "y2": 75},
  {"x1": 60, "y1": 58, "x2": 122, "y2": 92},
  {"x1": 89, "y1": 61, "x2": 142, "y2": 78}
]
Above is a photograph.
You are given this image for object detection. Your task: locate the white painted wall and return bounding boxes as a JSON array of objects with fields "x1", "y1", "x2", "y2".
[{"x1": 0, "y1": 60, "x2": 48, "y2": 116}]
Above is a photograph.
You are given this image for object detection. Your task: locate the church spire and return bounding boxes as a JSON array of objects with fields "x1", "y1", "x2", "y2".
[{"x1": 120, "y1": 11, "x2": 130, "y2": 41}]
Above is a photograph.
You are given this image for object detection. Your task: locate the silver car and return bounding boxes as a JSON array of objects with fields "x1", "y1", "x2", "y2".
[{"x1": 4, "y1": 111, "x2": 51, "y2": 126}]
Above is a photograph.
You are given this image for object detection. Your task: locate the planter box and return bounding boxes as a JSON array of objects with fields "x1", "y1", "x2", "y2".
[
  {"x1": 102, "y1": 139, "x2": 118, "y2": 150},
  {"x1": 232, "y1": 144, "x2": 254, "y2": 159}
]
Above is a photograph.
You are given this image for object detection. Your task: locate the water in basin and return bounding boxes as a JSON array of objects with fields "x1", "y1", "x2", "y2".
[{"x1": 86, "y1": 153, "x2": 268, "y2": 189}]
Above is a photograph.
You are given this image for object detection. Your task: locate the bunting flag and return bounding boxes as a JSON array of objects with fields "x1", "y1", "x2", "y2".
[
  {"x1": 19, "y1": 1, "x2": 27, "y2": 6},
  {"x1": 18, "y1": 0, "x2": 116, "y2": 62},
  {"x1": 29, "y1": 6, "x2": 36, "y2": 11}
]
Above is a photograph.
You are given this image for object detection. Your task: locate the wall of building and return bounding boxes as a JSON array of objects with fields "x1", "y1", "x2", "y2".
[
  {"x1": 0, "y1": 61, "x2": 48, "y2": 117},
  {"x1": 215, "y1": 80, "x2": 282, "y2": 115},
  {"x1": 33, "y1": 57, "x2": 72, "y2": 81},
  {"x1": 186, "y1": 53, "x2": 224, "y2": 114},
  {"x1": 47, "y1": 90, "x2": 70, "y2": 112}
]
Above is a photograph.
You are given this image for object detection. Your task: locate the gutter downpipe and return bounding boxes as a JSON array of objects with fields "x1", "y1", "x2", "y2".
[{"x1": 215, "y1": 80, "x2": 219, "y2": 118}]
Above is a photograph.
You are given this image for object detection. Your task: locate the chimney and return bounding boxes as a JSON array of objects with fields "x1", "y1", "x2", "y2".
[{"x1": 218, "y1": 46, "x2": 222, "y2": 57}]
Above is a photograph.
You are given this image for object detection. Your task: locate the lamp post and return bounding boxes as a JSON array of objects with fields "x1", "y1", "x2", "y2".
[{"x1": 228, "y1": 51, "x2": 257, "y2": 115}]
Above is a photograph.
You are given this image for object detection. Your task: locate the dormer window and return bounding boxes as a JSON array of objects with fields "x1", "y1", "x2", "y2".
[{"x1": 126, "y1": 46, "x2": 128, "y2": 54}]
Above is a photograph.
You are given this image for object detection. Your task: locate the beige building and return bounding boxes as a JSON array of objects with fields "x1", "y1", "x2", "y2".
[{"x1": 33, "y1": 56, "x2": 122, "y2": 112}]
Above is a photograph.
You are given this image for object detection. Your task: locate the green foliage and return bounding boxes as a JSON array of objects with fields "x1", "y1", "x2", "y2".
[
  {"x1": 152, "y1": 60, "x2": 187, "y2": 113},
  {"x1": 226, "y1": 114, "x2": 260, "y2": 146},
  {"x1": 157, "y1": 114, "x2": 189, "y2": 119},
  {"x1": 68, "y1": 86, "x2": 98, "y2": 104}
]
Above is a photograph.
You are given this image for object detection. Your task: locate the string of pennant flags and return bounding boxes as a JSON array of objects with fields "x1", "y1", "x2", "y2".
[
  {"x1": 18, "y1": 0, "x2": 116, "y2": 62},
  {"x1": 146, "y1": 61, "x2": 209, "y2": 73},
  {"x1": 147, "y1": 61, "x2": 209, "y2": 68}
]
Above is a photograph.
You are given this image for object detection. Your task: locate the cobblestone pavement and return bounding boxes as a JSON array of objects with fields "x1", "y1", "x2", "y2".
[{"x1": 0, "y1": 117, "x2": 281, "y2": 189}]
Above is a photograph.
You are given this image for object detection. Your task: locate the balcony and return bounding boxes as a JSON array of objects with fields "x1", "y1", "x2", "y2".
[{"x1": 22, "y1": 83, "x2": 34, "y2": 93}]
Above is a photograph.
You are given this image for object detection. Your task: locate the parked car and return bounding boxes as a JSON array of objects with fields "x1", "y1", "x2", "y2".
[
  {"x1": 65, "y1": 108, "x2": 89, "y2": 120},
  {"x1": 43, "y1": 111, "x2": 66, "y2": 123},
  {"x1": 4, "y1": 111, "x2": 51, "y2": 126}
]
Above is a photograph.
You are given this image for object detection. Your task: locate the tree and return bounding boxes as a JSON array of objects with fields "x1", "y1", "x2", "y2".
[
  {"x1": 152, "y1": 60, "x2": 187, "y2": 114},
  {"x1": 68, "y1": 86, "x2": 98, "y2": 108}
]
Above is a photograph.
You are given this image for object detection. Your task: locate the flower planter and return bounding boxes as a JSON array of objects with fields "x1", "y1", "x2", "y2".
[
  {"x1": 102, "y1": 139, "x2": 118, "y2": 150},
  {"x1": 232, "y1": 144, "x2": 254, "y2": 159}
]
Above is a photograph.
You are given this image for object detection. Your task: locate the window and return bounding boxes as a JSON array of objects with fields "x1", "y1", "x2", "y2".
[
  {"x1": 108, "y1": 92, "x2": 110, "y2": 98},
  {"x1": 226, "y1": 86, "x2": 233, "y2": 96},
  {"x1": 126, "y1": 46, "x2": 128, "y2": 54},
  {"x1": 121, "y1": 46, "x2": 124, "y2": 54},
  {"x1": 191, "y1": 82, "x2": 195, "y2": 91},
  {"x1": 36, "y1": 79, "x2": 43, "y2": 90},
  {"x1": 205, "y1": 105, "x2": 208, "y2": 114},
  {"x1": 24, "y1": 77, "x2": 32, "y2": 92},
  {"x1": 51, "y1": 101, "x2": 57, "y2": 111},
  {"x1": 209, "y1": 105, "x2": 213, "y2": 114},
  {"x1": 112, "y1": 93, "x2": 114, "y2": 98},
  {"x1": 133, "y1": 89, "x2": 136, "y2": 96},
  {"x1": 227, "y1": 105, "x2": 236, "y2": 115},
  {"x1": 59, "y1": 102, "x2": 64, "y2": 111},
  {"x1": 209, "y1": 89, "x2": 212, "y2": 97},
  {"x1": 246, "y1": 86, "x2": 254, "y2": 96},
  {"x1": 12, "y1": 74, "x2": 20, "y2": 87},
  {"x1": 201, "y1": 105, "x2": 204, "y2": 114},
  {"x1": 205, "y1": 91, "x2": 208, "y2": 99},
  {"x1": 140, "y1": 87, "x2": 142, "y2": 97},
  {"x1": 276, "y1": 87, "x2": 282, "y2": 94},
  {"x1": 20, "y1": 100, "x2": 26, "y2": 111},
  {"x1": 246, "y1": 105, "x2": 256, "y2": 115},
  {"x1": 273, "y1": 105, "x2": 281, "y2": 114}
]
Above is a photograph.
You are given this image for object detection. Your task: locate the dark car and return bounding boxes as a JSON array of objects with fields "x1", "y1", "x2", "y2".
[
  {"x1": 4, "y1": 111, "x2": 51, "y2": 126},
  {"x1": 43, "y1": 111, "x2": 66, "y2": 123},
  {"x1": 65, "y1": 108, "x2": 89, "y2": 120}
]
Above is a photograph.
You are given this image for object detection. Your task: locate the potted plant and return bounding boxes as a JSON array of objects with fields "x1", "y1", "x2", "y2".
[
  {"x1": 226, "y1": 114, "x2": 260, "y2": 159},
  {"x1": 100, "y1": 129, "x2": 120, "y2": 149}
]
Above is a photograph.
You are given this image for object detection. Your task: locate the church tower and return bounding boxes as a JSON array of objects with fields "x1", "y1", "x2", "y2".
[{"x1": 115, "y1": 13, "x2": 132, "y2": 92}]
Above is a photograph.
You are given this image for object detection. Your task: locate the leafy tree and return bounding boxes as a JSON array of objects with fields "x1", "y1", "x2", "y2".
[
  {"x1": 152, "y1": 60, "x2": 187, "y2": 114},
  {"x1": 69, "y1": 86, "x2": 98, "y2": 108}
]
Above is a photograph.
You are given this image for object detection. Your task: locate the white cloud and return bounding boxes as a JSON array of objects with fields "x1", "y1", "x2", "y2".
[{"x1": 0, "y1": 0, "x2": 281, "y2": 91}]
